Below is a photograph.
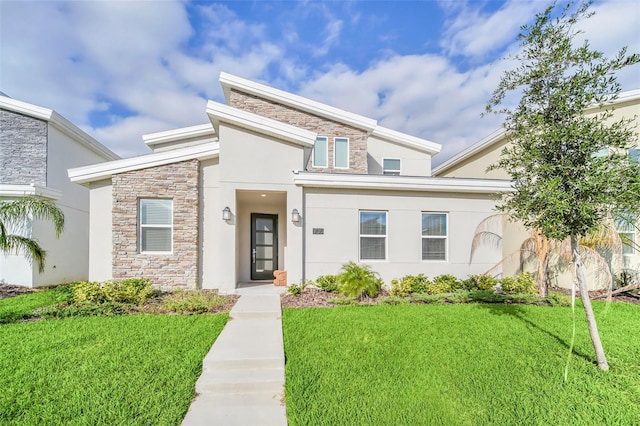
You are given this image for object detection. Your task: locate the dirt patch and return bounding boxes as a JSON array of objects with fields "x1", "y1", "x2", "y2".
[
  {"x1": 0, "y1": 284, "x2": 36, "y2": 300},
  {"x1": 552, "y1": 286, "x2": 640, "y2": 305}
]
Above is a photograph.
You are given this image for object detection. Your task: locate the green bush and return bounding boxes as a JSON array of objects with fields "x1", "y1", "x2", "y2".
[
  {"x1": 71, "y1": 278, "x2": 155, "y2": 306},
  {"x1": 390, "y1": 274, "x2": 431, "y2": 296},
  {"x1": 411, "y1": 293, "x2": 449, "y2": 304},
  {"x1": 71, "y1": 281, "x2": 105, "y2": 304},
  {"x1": 37, "y1": 302, "x2": 129, "y2": 318},
  {"x1": 429, "y1": 274, "x2": 463, "y2": 294},
  {"x1": 546, "y1": 292, "x2": 571, "y2": 307},
  {"x1": 379, "y1": 295, "x2": 410, "y2": 305},
  {"x1": 501, "y1": 272, "x2": 537, "y2": 295},
  {"x1": 288, "y1": 280, "x2": 310, "y2": 297},
  {"x1": 315, "y1": 275, "x2": 339, "y2": 293},
  {"x1": 328, "y1": 296, "x2": 357, "y2": 306},
  {"x1": 161, "y1": 290, "x2": 229, "y2": 313},
  {"x1": 337, "y1": 262, "x2": 383, "y2": 300},
  {"x1": 462, "y1": 274, "x2": 499, "y2": 291}
]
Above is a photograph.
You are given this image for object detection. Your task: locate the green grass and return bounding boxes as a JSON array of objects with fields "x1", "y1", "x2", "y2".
[
  {"x1": 0, "y1": 286, "x2": 72, "y2": 323},
  {"x1": 283, "y1": 302, "x2": 640, "y2": 425},
  {"x1": 0, "y1": 314, "x2": 228, "y2": 425}
]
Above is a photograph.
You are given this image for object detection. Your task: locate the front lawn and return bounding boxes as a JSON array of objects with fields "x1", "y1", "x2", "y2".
[
  {"x1": 283, "y1": 302, "x2": 640, "y2": 425},
  {"x1": 0, "y1": 314, "x2": 228, "y2": 425}
]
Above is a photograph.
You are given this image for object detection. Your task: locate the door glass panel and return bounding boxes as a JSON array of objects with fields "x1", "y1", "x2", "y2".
[
  {"x1": 256, "y1": 232, "x2": 273, "y2": 245},
  {"x1": 257, "y1": 246, "x2": 273, "y2": 258},
  {"x1": 256, "y1": 218, "x2": 273, "y2": 232},
  {"x1": 256, "y1": 260, "x2": 273, "y2": 272}
]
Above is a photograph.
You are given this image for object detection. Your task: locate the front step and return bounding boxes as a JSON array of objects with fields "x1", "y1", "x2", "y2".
[{"x1": 195, "y1": 366, "x2": 285, "y2": 395}]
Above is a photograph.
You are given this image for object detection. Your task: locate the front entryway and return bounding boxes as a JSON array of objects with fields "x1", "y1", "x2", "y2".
[{"x1": 251, "y1": 213, "x2": 278, "y2": 280}]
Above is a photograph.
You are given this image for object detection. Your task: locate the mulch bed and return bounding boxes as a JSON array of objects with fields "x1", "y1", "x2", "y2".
[{"x1": 0, "y1": 284, "x2": 36, "y2": 300}]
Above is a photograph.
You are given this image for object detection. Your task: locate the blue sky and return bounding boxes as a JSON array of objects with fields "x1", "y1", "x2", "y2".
[{"x1": 1, "y1": 0, "x2": 639, "y2": 163}]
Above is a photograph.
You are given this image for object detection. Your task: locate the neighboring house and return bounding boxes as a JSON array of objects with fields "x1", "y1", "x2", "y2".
[
  {"x1": 69, "y1": 73, "x2": 512, "y2": 293},
  {"x1": 0, "y1": 95, "x2": 119, "y2": 287},
  {"x1": 433, "y1": 90, "x2": 640, "y2": 289}
]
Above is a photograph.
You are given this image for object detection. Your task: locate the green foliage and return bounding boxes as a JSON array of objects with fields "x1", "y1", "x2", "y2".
[
  {"x1": 71, "y1": 278, "x2": 155, "y2": 305},
  {"x1": 0, "y1": 285, "x2": 73, "y2": 324},
  {"x1": 501, "y1": 272, "x2": 537, "y2": 295},
  {"x1": 328, "y1": 296, "x2": 357, "y2": 306},
  {"x1": 390, "y1": 274, "x2": 431, "y2": 296},
  {"x1": 410, "y1": 293, "x2": 449, "y2": 304},
  {"x1": 38, "y1": 302, "x2": 129, "y2": 318},
  {"x1": 288, "y1": 280, "x2": 311, "y2": 297},
  {"x1": 315, "y1": 275, "x2": 339, "y2": 293},
  {"x1": 547, "y1": 292, "x2": 572, "y2": 307},
  {"x1": 615, "y1": 268, "x2": 639, "y2": 288},
  {"x1": 462, "y1": 274, "x2": 499, "y2": 291},
  {"x1": 429, "y1": 274, "x2": 463, "y2": 294},
  {"x1": 379, "y1": 295, "x2": 410, "y2": 305},
  {"x1": 161, "y1": 290, "x2": 230, "y2": 313},
  {"x1": 337, "y1": 262, "x2": 383, "y2": 299}
]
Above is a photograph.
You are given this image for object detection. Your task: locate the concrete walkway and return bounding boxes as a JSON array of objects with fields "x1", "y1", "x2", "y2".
[{"x1": 182, "y1": 283, "x2": 288, "y2": 426}]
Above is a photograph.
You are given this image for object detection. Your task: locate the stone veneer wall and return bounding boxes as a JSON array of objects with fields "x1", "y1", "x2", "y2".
[
  {"x1": 112, "y1": 160, "x2": 199, "y2": 289},
  {"x1": 228, "y1": 90, "x2": 368, "y2": 174},
  {"x1": 0, "y1": 109, "x2": 48, "y2": 185}
]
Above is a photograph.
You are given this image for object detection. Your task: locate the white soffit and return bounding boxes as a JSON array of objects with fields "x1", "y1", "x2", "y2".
[
  {"x1": 371, "y1": 126, "x2": 441, "y2": 155},
  {"x1": 432, "y1": 128, "x2": 507, "y2": 176},
  {"x1": 219, "y1": 72, "x2": 378, "y2": 131},
  {"x1": 0, "y1": 96, "x2": 119, "y2": 161},
  {"x1": 293, "y1": 171, "x2": 513, "y2": 194},
  {"x1": 0, "y1": 184, "x2": 62, "y2": 200},
  {"x1": 206, "y1": 101, "x2": 317, "y2": 147},
  {"x1": 68, "y1": 142, "x2": 219, "y2": 185},
  {"x1": 143, "y1": 123, "x2": 217, "y2": 148}
]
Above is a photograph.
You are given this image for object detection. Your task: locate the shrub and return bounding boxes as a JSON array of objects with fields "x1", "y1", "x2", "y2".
[
  {"x1": 337, "y1": 262, "x2": 383, "y2": 300},
  {"x1": 315, "y1": 275, "x2": 339, "y2": 293},
  {"x1": 71, "y1": 278, "x2": 155, "y2": 306},
  {"x1": 411, "y1": 293, "x2": 449, "y2": 304},
  {"x1": 379, "y1": 295, "x2": 410, "y2": 305},
  {"x1": 462, "y1": 274, "x2": 499, "y2": 291},
  {"x1": 288, "y1": 280, "x2": 310, "y2": 297},
  {"x1": 547, "y1": 292, "x2": 571, "y2": 307},
  {"x1": 37, "y1": 302, "x2": 129, "y2": 318},
  {"x1": 71, "y1": 281, "x2": 105, "y2": 304},
  {"x1": 390, "y1": 274, "x2": 431, "y2": 296},
  {"x1": 328, "y1": 296, "x2": 357, "y2": 306},
  {"x1": 501, "y1": 272, "x2": 537, "y2": 295},
  {"x1": 429, "y1": 274, "x2": 463, "y2": 294},
  {"x1": 161, "y1": 290, "x2": 229, "y2": 313}
]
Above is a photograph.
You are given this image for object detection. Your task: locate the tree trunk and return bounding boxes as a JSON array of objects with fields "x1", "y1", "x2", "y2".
[
  {"x1": 536, "y1": 231, "x2": 549, "y2": 298},
  {"x1": 571, "y1": 235, "x2": 609, "y2": 370}
]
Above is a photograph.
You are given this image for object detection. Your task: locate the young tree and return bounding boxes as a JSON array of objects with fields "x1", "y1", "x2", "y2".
[
  {"x1": 0, "y1": 196, "x2": 64, "y2": 273},
  {"x1": 486, "y1": 1, "x2": 640, "y2": 370}
]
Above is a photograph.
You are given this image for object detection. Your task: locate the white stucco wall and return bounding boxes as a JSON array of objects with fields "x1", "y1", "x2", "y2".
[
  {"x1": 303, "y1": 188, "x2": 502, "y2": 284},
  {"x1": 0, "y1": 200, "x2": 33, "y2": 286},
  {"x1": 86, "y1": 180, "x2": 113, "y2": 282},
  {"x1": 200, "y1": 157, "x2": 221, "y2": 290},
  {"x1": 366, "y1": 136, "x2": 432, "y2": 176}
]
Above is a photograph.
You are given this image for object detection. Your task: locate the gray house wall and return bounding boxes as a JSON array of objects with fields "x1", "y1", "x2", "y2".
[{"x1": 0, "y1": 109, "x2": 48, "y2": 186}]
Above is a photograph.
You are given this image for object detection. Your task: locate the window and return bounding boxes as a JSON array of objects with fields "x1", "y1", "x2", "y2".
[
  {"x1": 615, "y1": 213, "x2": 636, "y2": 256},
  {"x1": 313, "y1": 136, "x2": 328, "y2": 168},
  {"x1": 383, "y1": 158, "x2": 401, "y2": 175},
  {"x1": 422, "y1": 213, "x2": 447, "y2": 261},
  {"x1": 139, "y1": 199, "x2": 173, "y2": 253},
  {"x1": 360, "y1": 211, "x2": 387, "y2": 260},
  {"x1": 629, "y1": 148, "x2": 640, "y2": 163},
  {"x1": 334, "y1": 137, "x2": 349, "y2": 168}
]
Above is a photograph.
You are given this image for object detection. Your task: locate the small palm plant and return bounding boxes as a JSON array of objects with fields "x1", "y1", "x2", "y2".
[
  {"x1": 0, "y1": 196, "x2": 64, "y2": 273},
  {"x1": 337, "y1": 261, "x2": 383, "y2": 300}
]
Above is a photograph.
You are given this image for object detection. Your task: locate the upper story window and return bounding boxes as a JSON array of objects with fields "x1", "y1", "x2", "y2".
[
  {"x1": 313, "y1": 136, "x2": 328, "y2": 168},
  {"x1": 628, "y1": 148, "x2": 640, "y2": 163},
  {"x1": 139, "y1": 199, "x2": 173, "y2": 253},
  {"x1": 360, "y1": 211, "x2": 387, "y2": 260},
  {"x1": 334, "y1": 137, "x2": 349, "y2": 169},
  {"x1": 383, "y1": 158, "x2": 401, "y2": 175},
  {"x1": 422, "y1": 212, "x2": 447, "y2": 261}
]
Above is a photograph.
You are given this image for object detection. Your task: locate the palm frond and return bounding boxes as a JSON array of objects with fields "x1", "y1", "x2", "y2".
[
  {"x1": 0, "y1": 196, "x2": 64, "y2": 237},
  {"x1": 2, "y1": 234, "x2": 47, "y2": 273},
  {"x1": 470, "y1": 213, "x2": 508, "y2": 262}
]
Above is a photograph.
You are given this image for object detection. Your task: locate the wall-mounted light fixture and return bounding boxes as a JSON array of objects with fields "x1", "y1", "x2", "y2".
[
  {"x1": 291, "y1": 208, "x2": 301, "y2": 223},
  {"x1": 222, "y1": 206, "x2": 232, "y2": 221}
]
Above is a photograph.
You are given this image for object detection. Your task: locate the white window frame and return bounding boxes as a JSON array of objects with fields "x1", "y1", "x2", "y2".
[
  {"x1": 421, "y1": 212, "x2": 448, "y2": 262},
  {"x1": 359, "y1": 210, "x2": 387, "y2": 261},
  {"x1": 312, "y1": 136, "x2": 328, "y2": 168},
  {"x1": 139, "y1": 198, "x2": 173, "y2": 254},
  {"x1": 382, "y1": 158, "x2": 401, "y2": 175},
  {"x1": 616, "y1": 213, "x2": 637, "y2": 256},
  {"x1": 334, "y1": 137, "x2": 349, "y2": 169}
]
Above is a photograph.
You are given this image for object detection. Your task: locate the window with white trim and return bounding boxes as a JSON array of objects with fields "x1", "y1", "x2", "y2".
[
  {"x1": 360, "y1": 211, "x2": 387, "y2": 260},
  {"x1": 139, "y1": 199, "x2": 173, "y2": 253},
  {"x1": 615, "y1": 213, "x2": 636, "y2": 256},
  {"x1": 313, "y1": 136, "x2": 328, "y2": 168},
  {"x1": 334, "y1": 137, "x2": 349, "y2": 168},
  {"x1": 422, "y1": 213, "x2": 447, "y2": 261},
  {"x1": 629, "y1": 148, "x2": 640, "y2": 163},
  {"x1": 382, "y1": 158, "x2": 401, "y2": 175}
]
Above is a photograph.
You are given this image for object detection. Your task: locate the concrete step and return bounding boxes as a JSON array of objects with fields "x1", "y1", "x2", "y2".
[
  {"x1": 181, "y1": 391, "x2": 287, "y2": 426},
  {"x1": 230, "y1": 294, "x2": 282, "y2": 320},
  {"x1": 195, "y1": 367, "x2": 285, "y2": 395}
]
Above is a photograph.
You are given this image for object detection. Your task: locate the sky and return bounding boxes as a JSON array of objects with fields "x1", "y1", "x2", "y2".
[{"x1": 1, "y1": 0, "x2": 639, "y2": 164}]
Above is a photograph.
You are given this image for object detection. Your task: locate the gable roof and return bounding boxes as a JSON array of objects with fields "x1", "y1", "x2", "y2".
[
  {"x1": 0, "y1": 95, "x2": 119, "y2": 161},
  {"x1": 143, "y1": 123, "x2": 217, "y2": 150}
]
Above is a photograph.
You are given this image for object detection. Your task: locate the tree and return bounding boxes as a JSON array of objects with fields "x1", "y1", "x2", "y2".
[
  {"x1": 486, "y1": 0, "x2": 640, "y2": 371},
  {"x1": 0, "y1": 196, "x2": 65, "y2": 273}
]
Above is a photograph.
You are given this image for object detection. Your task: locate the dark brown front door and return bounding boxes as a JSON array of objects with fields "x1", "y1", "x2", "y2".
[{"x1": 251, "y1": 213, "x2": 278, "y2": 280}]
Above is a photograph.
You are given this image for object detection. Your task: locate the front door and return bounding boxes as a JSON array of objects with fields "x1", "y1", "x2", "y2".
[{"x1": 251, "y1": 213, "x2": 278, "y2": 280}]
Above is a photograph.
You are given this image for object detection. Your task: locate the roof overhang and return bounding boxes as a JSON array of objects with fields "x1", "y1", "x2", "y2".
[
  {"x1": 69, "y1": 142, "x2": 219, "y2": 185},
  {"x1": 432, "y1": 128, "x2": 507, "y2": 176},
  {"x1": 0, "y1": 96, "x2": 120, "y2": 161},
  {"x1": 293, "y1": 171, "x2": 513, "y2": 194},
  {"x1": 207, "y1": 101, "x2": 317, "y2": 148},
  {"x1": 219, "y1": 72, "x2": 378, "y2": 131},
  {"x1": 143, "y1": 123, "x2": 217, "y2": 149},
  {"x1": 371, "y1": 126, "x2": 441, "y2": 155},
  {"x1": 0, "y1": 184, "x2": 62, "y2": 200}
]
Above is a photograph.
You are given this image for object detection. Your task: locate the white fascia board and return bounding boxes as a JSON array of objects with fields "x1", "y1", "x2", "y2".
[
  {"x1": 0, "y1": 184, "x2": 62, "y2": 200},
  {"x1": 206, "y1": 101, "x2": 317, "y2": 147},
  {"x1": 1, "y1": 96, "x2": 120, "y2": 161},
  {"x1": 219, "y1": 72, "x2": 378, "y2": 131},
  {"x1": 371, "y1": 126, "x2": 441, "y2": 155},
  {"x1": 432, "y1": 128, "x2": 507, "y2": 176},
  {"x1": 293, "y1": 172, "x2": 513, "y2": 194},
  {"x1": 69, "y1": 142, "x2": 219, "y2": 185},
  {"x1": 143, "y1": 123, "x2": 217, "y2": 147},
  {"x1": 584, "y1": 89, "x2": 640, "y2": 112}
]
